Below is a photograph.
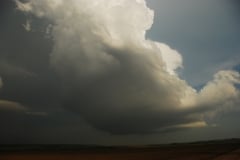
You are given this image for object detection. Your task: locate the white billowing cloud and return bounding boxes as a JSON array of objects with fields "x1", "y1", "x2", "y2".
[
  {"x1": 155, "y1": 43, "x2": 183, "y2": 75},
  {"x1": 16, "y1": 0, "x2": 240, "y2": 134},
  {"x1": 194, "y1": 70, "x2": 240, "y2": 120},
  {"x1": 198, "y1": 70, "x2": 240, "y2": 107},
  {"x1": 180, "y1": 70, "x2": 240, "y2": 110}
]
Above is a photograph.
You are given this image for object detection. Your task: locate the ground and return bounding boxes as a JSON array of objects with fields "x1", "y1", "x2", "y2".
[{"x1": 1, "y1": 139, "x2": 240, "y2": 160}]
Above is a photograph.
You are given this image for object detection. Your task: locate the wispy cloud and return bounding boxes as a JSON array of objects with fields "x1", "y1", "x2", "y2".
[
  {"x1": 22, "y1": 19, "x2": 31, "y2": 31},
  {"x1": 0, "y1": 100, "x2": 27, "y2": 112},
  {"x1": 0, "y1": 60, "x2": 37, "y2": 77}
]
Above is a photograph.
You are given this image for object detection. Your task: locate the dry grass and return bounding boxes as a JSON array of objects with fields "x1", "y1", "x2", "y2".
[{"x1": 1, "y1": 141, "x2": 240, "y2": 160}]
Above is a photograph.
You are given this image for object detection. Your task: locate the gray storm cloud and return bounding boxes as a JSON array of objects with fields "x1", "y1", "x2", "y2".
[
  {"x1": 0, "y1": 77, "x2": 27, "y2": 112},
  {"x1": 16, "y1": 0, "x2": 240, "y2": 134},
  {"x1": 0, "y1": 77, "x2": 2, "y2": 89}
]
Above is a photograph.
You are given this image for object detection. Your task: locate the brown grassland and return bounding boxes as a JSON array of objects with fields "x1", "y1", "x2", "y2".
[{"x1": 1, "y1": 139, "x2": 240, "y2": 160}]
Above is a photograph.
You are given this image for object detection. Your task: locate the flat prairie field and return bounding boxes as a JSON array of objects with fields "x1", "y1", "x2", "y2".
[{"x1": 1, "y1": 141, "x2": 240, "y2": 160}]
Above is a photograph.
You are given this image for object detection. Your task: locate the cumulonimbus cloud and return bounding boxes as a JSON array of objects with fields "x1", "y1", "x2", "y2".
[{"x1": 15, "y1": 0, "x2": 240, "y2": 134}]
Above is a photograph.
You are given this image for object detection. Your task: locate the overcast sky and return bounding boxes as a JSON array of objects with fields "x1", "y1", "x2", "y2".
[{"x1": 0, "y1": 0, "x2": 240, "y2": 145}]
